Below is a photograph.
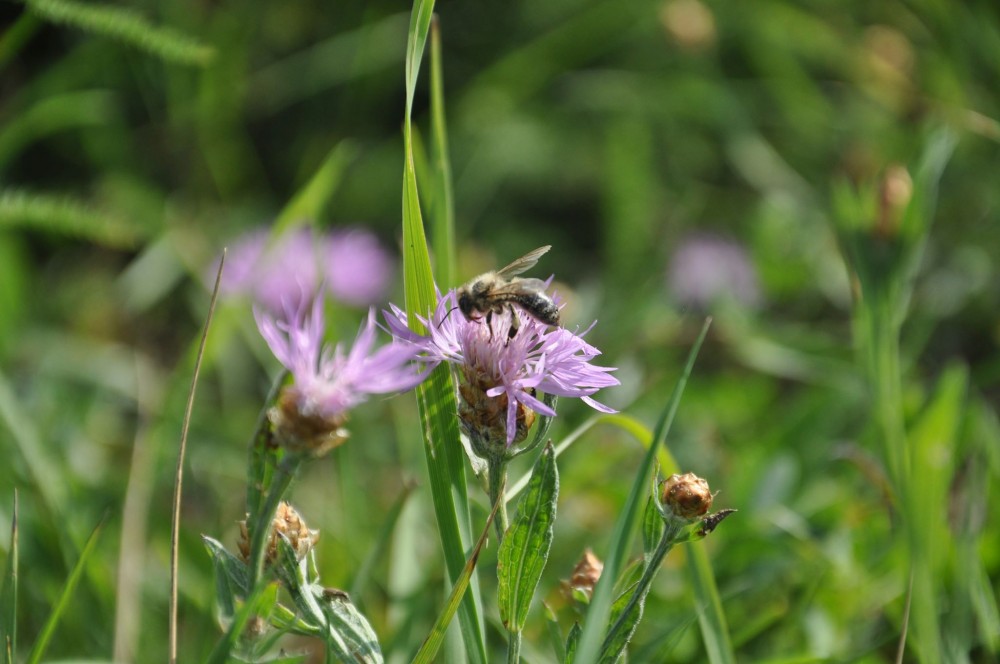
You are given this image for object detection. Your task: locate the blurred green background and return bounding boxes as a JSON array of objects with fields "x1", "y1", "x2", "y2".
[{"x1": 1, "y1": 0, "x2": 998, "y2": 661}]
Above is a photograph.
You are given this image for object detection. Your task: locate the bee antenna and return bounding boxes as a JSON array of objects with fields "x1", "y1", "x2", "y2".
[{"x1": 438, "y1": 305, "x2": 459, "y2": 328}]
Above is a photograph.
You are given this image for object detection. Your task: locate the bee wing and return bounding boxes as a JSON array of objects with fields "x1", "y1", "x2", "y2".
[
  {"x1": 491, "y1": 278, "x2": 548, "y2": 297},
  {"x1": 496, "y1": 245, "x2": 551, "y2": 279}
]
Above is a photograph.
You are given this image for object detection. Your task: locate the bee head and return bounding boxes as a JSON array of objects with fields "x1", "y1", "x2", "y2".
[{"x1": 457, "y1": 290, "x2": 474, "y2": 318}]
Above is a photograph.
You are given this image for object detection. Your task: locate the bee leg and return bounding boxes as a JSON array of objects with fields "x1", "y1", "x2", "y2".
[
  {"x1": 486, "y1": 310, "x2": 495, "y2": 341},
  {"x1": 506, "y1": 305, "x2": 519, "y2": 344}
]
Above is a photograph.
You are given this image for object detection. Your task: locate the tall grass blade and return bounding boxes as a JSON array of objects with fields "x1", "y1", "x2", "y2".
[
  {"x1": 573, "y1": 318, "x2": 714, "y2": 664},
  {"x1": 428, "y1": 16, "x2": 456, "y2": 288},
  {"x1": 25, "y1": 0, "x2": 213, "y2": 65},
  {"x1": 273, "y1": 141, "x2": 357, "y2": 235},
  {"x1": 169, "y1": 249, "x2": 224, "y2": 664},
  {"x1": 401, "y1": 0, "x2": 487, "y2": 662},
  {"x1": 24, "y1": 515, "x2": 106, "y2": 664},
  {"x1": 410, "y1": 490, "x2": 503, "y2": 664},
  {"x1": 0, "y1": 491, "x2": 17, "y2": 664},
  {"x1": 0, "y1": 189, "x2": 149, "y2": 248}
]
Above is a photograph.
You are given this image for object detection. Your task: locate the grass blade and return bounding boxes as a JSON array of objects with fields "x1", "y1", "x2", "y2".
[
  {"x1": 169, "y1": 250, "x2": 224, "y2": 664},
  {"x1": 273, "y1": 141, "x2": 357, "y2": 235},
  {"x1": 1, "y1": 491, "x2": 17, "y2": 664},
  {"x1": 205, "y1": 582, "x2": 280, "y2": 664},
  {"x1": 0, "y1": 189, "x2": 150, "y2": 249},
  {"x1": 24, "y1": 515, "x2": 107, "y2": 664},
  {"x1": 25, "y1": 0, "x2": 213, "y2": 65},
  {"x1": 401, "y1": 0, "x2": 487, "y2": 661},
  {"x1": 573, "y1": 318, "x2": 713, "y2": 664},
  {"x1": 428, "y1": 16, "x2": 456, "y2": 288},
  {"x1": 410, "y1": 490, "x2": 503, "y2": 664}
]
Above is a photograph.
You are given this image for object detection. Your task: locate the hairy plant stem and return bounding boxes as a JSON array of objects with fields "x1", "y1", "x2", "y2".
[
  {"x1": 248, "y1": 453, "x2": 303, "y2": 591},
  {"x1": 486, "y1": 451, "x2": 522, "y2": 664},
  {"x1": 599, "y1": 519, "x2": 683, "y2": 661}
]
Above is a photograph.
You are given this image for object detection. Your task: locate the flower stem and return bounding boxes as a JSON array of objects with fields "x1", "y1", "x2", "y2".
[
  {"x1": 248, "y1": 453, "x2": 303, "y2": 590},
  {"x1": 487, "y1": 453, "x2": 510, "y2": 545},
  {"x1": 598, "y1": 520, "x2": 683, "y2": 660}
]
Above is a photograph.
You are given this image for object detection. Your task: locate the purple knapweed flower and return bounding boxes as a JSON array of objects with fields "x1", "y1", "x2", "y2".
[
  {"x1": 385, "y1": 291, "x2": 619, "y2": 447},
  {"x1": 217, "y1": 226, "x2": 394, "y2": 314},
  {"x1": 256, "y1": 295, "x2": 429, "y2": 455},
  {"x1": 667, "y1": 234, "x2": 761, "y2": 310}
]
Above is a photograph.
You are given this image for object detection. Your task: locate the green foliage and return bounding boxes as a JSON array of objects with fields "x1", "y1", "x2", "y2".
[
  {"x1": 2, "y1": 0, "x2": 999, "y2": 661},
  {"x1": 498, "y1": 442, "x2": 559, "y2": 633},
  {"x1": 24, "y1": 0, "x2": 212, "y2": 65}
]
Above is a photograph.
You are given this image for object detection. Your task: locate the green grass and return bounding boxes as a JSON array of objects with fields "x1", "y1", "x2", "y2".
[{"x1": 0, "y1": 0, "x2": 998, "y2": 661}]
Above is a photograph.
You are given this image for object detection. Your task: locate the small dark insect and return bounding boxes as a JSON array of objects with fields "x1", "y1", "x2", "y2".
[{"x1": 454, "y1": 245, "x2": 560, "y2": 340}]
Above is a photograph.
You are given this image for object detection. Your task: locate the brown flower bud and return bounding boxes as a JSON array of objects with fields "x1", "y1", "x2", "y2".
[
  {"x1": 662, "y1": 472, "x2": 713, "y2": 519},
  {"x1": 270, "y1": 389, "x2": 350, "y2": 457},
  {"x1": 237, "y1": 501, "x2": 319, "y2": 566},
  {"x1": 561, "y1": 548, "x2": 604, "y2": 603}
]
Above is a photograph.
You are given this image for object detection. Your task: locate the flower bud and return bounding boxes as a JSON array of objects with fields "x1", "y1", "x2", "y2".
[
  {"x1": 661, "y1": 472, "x2": 713, "y2": 520},
  {"x1": 458, "y1": 369, "x2": 535, "y2": 454},
  {"x1": 270, "y1": 389, "x2": 350, "y2": 457},
  {"x1": 238, "y1": 501, "x2": 319, "y2": 567},
  {"x1": 561, "y1": 548, "x2": 604, "y2": 603}
]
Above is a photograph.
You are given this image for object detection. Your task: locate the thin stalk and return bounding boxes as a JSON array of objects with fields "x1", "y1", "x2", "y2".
[
  {"x1": 247, "y1": 454, "x2": 303, "y2": 590},
  {"x1": 487, "y1": 456, "x2": 510, "y2": 545},
  {"x1": 598, "y1": 521, "x2": 682, "y2": 660}
]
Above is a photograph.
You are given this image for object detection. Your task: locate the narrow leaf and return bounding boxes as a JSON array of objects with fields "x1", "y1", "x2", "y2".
[
  {"x1": 641, "y1": 496, "x2": 664, "y2": 559},
  {"x1": 25, "y1": 0, "x2": 213, "y2": 65},
  {"x1": 0, "y1": 189, "x2": 148, "y2": 248},
  {"x1": 410, "y1": 489, "x2": 503, "y2": 664},
  {"x1": 498, "y1": 442, "x2": 559, "y2": 632},
  {"x1": 401, "y1": 0, "x2": 486, "y2": 660},
  {"x1": 573, "y1": 318, "x2": 712, "y2": 664},
  {"x1": 25, "y1": 516, "x2": 107, "y2": 664},
  {"x1": 202, "y1": 536, "x2": 250, "y2": 625},
  {"x1": 599, "y1": 583, "x2": 643, "y2": 664},
  {"x1": 428, "y1": 16, "x2": 456, "y2": 288},
  {"x1": 273, "y1": 141, "x2": 357, "y2": 235},
  {"x1": 205, "y1": 582, "x2": 280, "y2": 664},
  {"x1": 0, "y1": 491, "x2": 17, "y2": 664},
  {"x1": 565, "y1": 622, "x2": 582, "y2": 664}
]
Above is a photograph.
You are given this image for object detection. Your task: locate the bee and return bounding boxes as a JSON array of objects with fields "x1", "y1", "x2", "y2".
[{"x1": 455, "y1": 245, "x2": 561, "y2": 340}]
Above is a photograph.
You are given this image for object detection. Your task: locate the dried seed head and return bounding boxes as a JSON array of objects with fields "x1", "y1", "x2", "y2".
[
  {"x1": 237, "y1": 502, "x2": 319, "y2": 566},
  {"x1": 270, "y1": 389, "x2": 350, "y2": 457},
  {"x1": 561, "y1": 548, "x2": 604, "y2": 603},
  {"x1": 662, "y1": 472, "x2": 713, "y2": 520}
]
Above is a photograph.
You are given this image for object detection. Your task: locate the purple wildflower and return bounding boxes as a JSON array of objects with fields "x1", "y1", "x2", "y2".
[
  {"x1": 218, "y1": 227, "x2": 394, "y2": 314},
  {"x1": 385, "y1": 291, "x2": 619, "y2": 446},
  {"x1": 667, "y1": 234, "x2": 761, "y2": 310},
  {"x1": 256, "y1": 296, "x2": 429, "y2": 453}
]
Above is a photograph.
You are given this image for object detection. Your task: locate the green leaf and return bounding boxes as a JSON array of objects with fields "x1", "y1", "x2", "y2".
[
  {"x1": 599, "y1": 582, "x2": 643, "y2": 664},
  {"x1": 641, "y1": 496, "x2": 664, "y2": 559},
  {"x1": 428, "y1": 17, "x2": 456, "y2": 288},
  {"x1": 273, "y1": 141, "x2": 357, "y2": 235},
  {"x1": 25, "y1": 516, "x2": 107, "y2": 664},
  {"x1": 564, "y1": 622, "x2": 582, "y2": 664},
  {"x1": 401, "y1": 0, "x2": 487, "y2": 661},
  {"x1": 498, "y1": 442, "x2": 559, "y2": 633},
  {"x1": 205, "y1": 581, "x2": 281, "y2": 664},
  {"x1": 544, "y1": 603, "x2": 566, "y2": 663},
  {"x1": 202, "y1": 536, "x2": 250, "y2": 626},
  {"x1": 410, "y1": 490, "x2": 503, "y2": 664},
  {"x1": 573, "y1": 318, "x2": 715, "y2": 664},
  {"x1": 0, "y1": 189, "x2": 149, "y2": 249},
  {"x1": 0, "y1": 491, "x2": 17, "y2": 664},
  {"x1": 25, "y1": 0, "x2": 213, "y2": 65}
]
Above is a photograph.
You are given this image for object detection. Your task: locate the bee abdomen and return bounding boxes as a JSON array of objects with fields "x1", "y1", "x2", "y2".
[{"x1": 515, "y1": 293, "x2": 560, "y2": 326}]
